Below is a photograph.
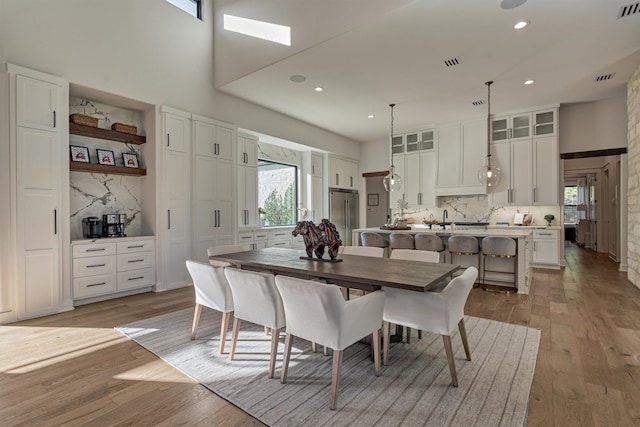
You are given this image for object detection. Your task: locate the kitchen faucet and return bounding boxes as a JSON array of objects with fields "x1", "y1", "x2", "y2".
[{"x1": 442, "y1": 209, "x2": 448, "y2": 228}]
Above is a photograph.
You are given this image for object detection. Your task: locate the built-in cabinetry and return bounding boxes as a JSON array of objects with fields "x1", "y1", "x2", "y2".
[
  {"x1": 435, "y1": 119, "x2": 486, "y2": 196},
  {"x1": 491, "y1": 112, "x2": 532, "y2": 142},
  {"x1": 303, "y1": 151, "x2": 324, "y2": 221},
  {"x1": 6, "y1": 65, "x2": 68, "y2": 320},
  {"x1": 328, "y1": 155, "x2": 358, "y2": 189},
  {"x1": 238, "y1": 230, "x2": 268, "y2": 250},
  {"x1": 237, "y1": 133, "x2": 259, "y2": 228},
  {"x1": 237, "y1": 227, "x2": 304, "y2": 250},
  {"x1": 489, "y1": 139, "x2": 533, "y2": 206},
  {"x1": 393, "y1": 150, "x2": 437, "y2": 207},
  {"x1": 391, "y1": 129, "x2": 435, "y2": 155},
  {"x1": 72, "y1": 237, "x2": 155, "y2": 302},
  {"x1": 532, "y1": 228, "x2": 560, "y2": 268},
  {"x1": 192, "y1": 115, "x2": 236, "y2": 263},
  {"x1": 532, "y1": 136, "x2": 559, "y2": 205}
]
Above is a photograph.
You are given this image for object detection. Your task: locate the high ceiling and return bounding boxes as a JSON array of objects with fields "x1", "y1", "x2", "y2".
[{"x1": 213, "y1": 0, "x2": 640, "y2": 143}]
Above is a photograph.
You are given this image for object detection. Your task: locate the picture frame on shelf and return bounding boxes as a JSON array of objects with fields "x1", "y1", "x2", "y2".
[
  {"x1": 97, "y1": 149, "x2": 115, "y2": 166},
  {"x1": 122, "y1": 152, "x2": 139, "y2": 168},
  {"x1": 70, "y1": 145, "x2": 90, "y2": 163}
]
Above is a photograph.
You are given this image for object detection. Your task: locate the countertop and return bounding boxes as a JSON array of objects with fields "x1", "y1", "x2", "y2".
[{"x1": 353, "y1": 226, "x2": 534, "y2": 238}]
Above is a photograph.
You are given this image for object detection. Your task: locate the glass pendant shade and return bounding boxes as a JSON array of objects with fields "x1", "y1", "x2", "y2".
[
  {"x1": 477, "y1": 162, "x2": 502, "y2": 187},
  {"x1": 383, "y1": 165, "x2": 402, "y2": 191}
]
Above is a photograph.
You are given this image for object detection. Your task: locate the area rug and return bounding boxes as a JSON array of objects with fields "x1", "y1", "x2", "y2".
[{"x1": 116, "y1": 308, "x2": 540, "y2": 426}]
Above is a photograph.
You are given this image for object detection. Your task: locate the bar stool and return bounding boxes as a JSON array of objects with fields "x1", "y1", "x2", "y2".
[
  {"x1": 389, "y1": 233, "x2": 414, "y2": 255},
  {"x1": 447, "y1": 235, "x2": 480, "y2": 286},
  {"x1": 480, "y1": 236, "x2": 517, "y2": 294},
  {"x1": 361, "y1": 232, "x2": 389, "y2": 257},
  {"x1": 414, "y1": 234, "x2": 446, "y2": 263}
]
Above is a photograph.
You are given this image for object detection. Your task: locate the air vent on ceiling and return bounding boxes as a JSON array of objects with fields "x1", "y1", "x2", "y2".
[
  {"x1": 472, "y1": 100, "x2": 485, "y2": 106},
  {"x1": 594, "y1": 73, "x2": 615, "y2": 82},
  {"x1": 618, "y1": 2, "x2": 640, "y2": 18},
  {"x1": 443, "y1": 57, "x2": 462, "y2": 67}
]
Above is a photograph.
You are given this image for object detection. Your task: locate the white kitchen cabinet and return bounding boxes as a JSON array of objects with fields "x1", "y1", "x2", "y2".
[
  {"x1": 396, "y1": 150, "x2": 436, "y2": 207},
  {"x1": 328, "y1": 156, "x2": 358, "y2": 189},
  {"x1": 237, "y1": 134, "x2": 258, "y2": 167},
  {"x1": 238, "y1": 230, "x2": 268, "y2": 250},
  {"x1": 238, "y1": 160, "x2": 258, "y2": 228},
  {"x1": 533, "y1": 229, "x2": 560, "y2": 268},
  {"x1": 435, "y1": 119, "x2": 486, "y2": 196},
  {"x1": 193, "y1": 117, "x2": 236, "y2": 263},
  {"x1": 489, "y1": 139, "x2": 533, "y2": 206},
  {"x1": 302, "y1": 151, "x2": 325, "y2": 221},
  {"x1": 491, "y1": 112, "x2": 532, "y2": 142},
  {"x1": 391, "y1": 134, "x2": 404, "y2": 155},
  {"x1": 161, "y1": 107, "x2": 192, "y2": 290},
  {"x1": 533, "y1": 136, "x2": 559, "y2": 205},
  {"x1": 8, "y1": 68, "x2": 67, "y2": 321},
  {"x1": 533, "y1": 109, "x2": 557, "y2": 137}
]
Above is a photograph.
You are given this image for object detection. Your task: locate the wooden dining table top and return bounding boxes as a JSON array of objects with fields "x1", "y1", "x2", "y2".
[{"x1": 209, "y1": 247, "x2": 460, "y2": 293}]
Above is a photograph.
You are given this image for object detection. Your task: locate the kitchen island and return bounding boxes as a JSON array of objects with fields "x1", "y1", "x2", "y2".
[{"x1": 352, "y1": 226, "x2": 533, "y2": 294}]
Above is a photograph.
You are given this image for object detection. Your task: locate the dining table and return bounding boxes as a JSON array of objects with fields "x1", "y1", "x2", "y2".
[{"x1": 208, "y1": 247, "x2": 460, "y2": 293}]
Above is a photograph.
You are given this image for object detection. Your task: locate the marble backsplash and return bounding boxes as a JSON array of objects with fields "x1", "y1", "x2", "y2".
[
  {"x1": 69, "y1": 97, "x2": 144, "y2": 240},
  {"x1": 390, "y1": 194, "x2": 562, "y2": 227}
]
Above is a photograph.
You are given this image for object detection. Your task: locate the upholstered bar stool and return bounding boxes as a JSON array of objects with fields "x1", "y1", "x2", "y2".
[
  {"x1": 389, "y1": 233, "x2": 414, "y2": 255},
  {"x1": 447, "y1": 235, "x2": 480, "y2": 286},
  {"x1": 361, "y1": 232, "x2": 390, "y2": 257},
  {"x1": 414, "y1": 234, "x2": 446, "y2": 263},
  {"x1": 480, "y1": 236, "x2": 517, "y2": 294}
]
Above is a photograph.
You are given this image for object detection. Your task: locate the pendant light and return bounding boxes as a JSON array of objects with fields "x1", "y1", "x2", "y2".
[
  {"x1": 383, "y1": 103, "x2": 402, "y2": 192},
  {"x1": 477, "y1": 81, "x2": 502, "y2": 188}
]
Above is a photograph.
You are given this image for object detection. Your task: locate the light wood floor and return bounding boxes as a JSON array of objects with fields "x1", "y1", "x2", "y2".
[{"x1": 2, "y1": 247, "x2": 639, "y2": 426}]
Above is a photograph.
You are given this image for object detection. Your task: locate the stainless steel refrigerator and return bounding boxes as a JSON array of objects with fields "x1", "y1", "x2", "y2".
[{"x1": 329, "y1": 188, "x2": 359, "y2": 246}]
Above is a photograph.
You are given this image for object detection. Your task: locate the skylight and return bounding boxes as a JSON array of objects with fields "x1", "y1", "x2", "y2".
[
  {"x1": 223, "y1": 14, "x2": 291, "y2": 46},
  {"x1": 166, "y1": 0, "x2": 201, "y2": 20}
]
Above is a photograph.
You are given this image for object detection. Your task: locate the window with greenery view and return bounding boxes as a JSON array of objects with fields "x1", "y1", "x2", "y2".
[
  {"x1": 258, "y1": 160, "x2": 297, "y2": 226},
  {"x1": 564, "y1": 186, "x2": 578, "y2": 224}
]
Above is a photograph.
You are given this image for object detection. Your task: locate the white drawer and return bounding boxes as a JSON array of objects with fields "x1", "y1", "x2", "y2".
[
  {"x1": 268, "y1": 229, "x2": 292, "y2": 240},
  {"x1": 73, "y1": 242, "x2": 116, "y2": 258},
  {"x1": 118, "y1": 268, "x2": 155, "y2": 291},
  {"x1": 269, "y1": 238, "x2": 292, "y2": 248},
  {"x1": 117, "y1": 251, "x2": 155, "y2": 272},
  {"x1": 73, "y1": 255, "x2": 117, "y2": 278},
  {"x1": 73, "y1": 273, "x2": 117, "y2": 299},
  {"x1": 253, "y1": 231, "x2": 268, "y2": 241},
  {"x1": 238, "y1": 231, "x2": 254, "y2": 243},
  {"x1": 533, "y1": 229, "x2": 558, "y2": 239},
  {"x1": 117, "y1": 239, "x2": 154, "y2": 254}
]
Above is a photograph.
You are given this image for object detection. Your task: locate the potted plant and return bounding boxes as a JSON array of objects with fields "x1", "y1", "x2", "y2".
[{"x1": 544, "y1": 214, "x2": 555, "y2": 227}]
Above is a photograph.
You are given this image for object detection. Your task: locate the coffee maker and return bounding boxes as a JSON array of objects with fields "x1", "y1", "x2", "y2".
[
  {"x1": 102, "y1": 213, "x2": 126, "y2": 237},
  {"x1": 82, "y1": 217, "x2": 102, "y2": 239}
]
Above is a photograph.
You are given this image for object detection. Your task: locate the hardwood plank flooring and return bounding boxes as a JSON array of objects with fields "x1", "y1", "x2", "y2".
[{"x1": 2, "y1": 246, "x2": 639, "y2": 426}]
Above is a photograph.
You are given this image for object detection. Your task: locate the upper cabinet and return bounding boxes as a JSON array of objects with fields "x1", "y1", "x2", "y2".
[
  {"x1": 435, "y1": 119, "x2": 486, "y2": 196},
  {"x1": 391, "y1": 128, "x2": 435, "y2": 155},
  {"x1": 491, "y1": 112, "x2": 532, "y2": 142},
  {"x1": 533, "y1": 109, "x2": 557, "y2": 137},
  {"x1": 328, "y1": 155, "x2": 358, "y2": 189},
  {"x1": 237, "y1": 134, "x2": 258, "y2": 167},
  {"x1": 16, "y1": 75, "x2": 59, "y2": 131},
  {"x1": 193, "y1": 114, "x2": 233, "y2": 161},
  {"x1": 533, "y1": 136, "x2": 559, "y2": 205}
]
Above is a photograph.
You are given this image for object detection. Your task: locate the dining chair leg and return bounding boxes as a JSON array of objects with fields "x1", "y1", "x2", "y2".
[
  {"x1": 324, "y1": 346, "x2": 329, "y2": 356},
  {"x1": 330, "y1": 349, "x2": 343, "y2": 410},
  {"x1": 442, "y1": 335, "x2": 458, "y2": 387},
  {"x1": 264, "y1": 326, "x2": 270, "y2": 335},
  {"x1": 229, "y1": 318, "x2": 241, "y2": 361},
  {"x1": 458, "y1": 319, "x2": 471, "y2": 361},
  {"x1": 268, "y1": 328, "x2": 281, "y2": 379},
  {"x1": 406, "y1": 327, "x2": 411, "y2": 344},
  {"x1": 311, "y1": 342, "x2": 317, "y2": 353},
  {"x1": 191, "y1": 304, "x2": 202, "y2": 340},
  {"x1": 382, "y1": 321, "x2": 390, "y2": 366},
  {"x1": 281, "y1": 333, "x2": 293, "y2": 384},
  {"x1": 219, "y1": 311, "x2": 232, "y2": 354},
  {"x1": 372, "y1": 329, "x2": 381, "y2": 376},
  {"x1": 418, "y1": 330, "x2": 422, "y2": 340}
]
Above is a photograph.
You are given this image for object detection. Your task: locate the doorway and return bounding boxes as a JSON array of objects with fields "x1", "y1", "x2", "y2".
[{"x1": 364, "y1": 174, "x2": 389, "y2": 228}]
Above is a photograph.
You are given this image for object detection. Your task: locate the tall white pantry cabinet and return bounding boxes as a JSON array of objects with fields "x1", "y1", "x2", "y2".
[{"x1": 3, "y1": 64, "x2": 70, "y2": 321}]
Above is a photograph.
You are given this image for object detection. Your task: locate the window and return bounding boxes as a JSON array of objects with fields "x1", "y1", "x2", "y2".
[
  {"x1": 166, "y1": 0, "x2": 202, "y2": 20},
  {"x1": 258, "y1": 160, "x2": 297, "y2": 226},
  {"x1": 564, "y1": 186, "x2": 578, "y2": 224}
]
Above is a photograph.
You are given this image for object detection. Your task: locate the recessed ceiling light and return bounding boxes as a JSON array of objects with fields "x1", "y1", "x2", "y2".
[
  {"x1": 367, "y1": 114, "x2": 374, "y2": 119},
  {"x1": 524, "y1": 79, "x2": 534, "y2": 85},
  {"x1": 290, "y1": 75, "x2": 306, "y2": 83},
  {"x1": 314, "y1": 87, "x2": 323, "y2": 92},
  {"x1": 514, "y1": 20, "x2": 529, "y2": 29}
]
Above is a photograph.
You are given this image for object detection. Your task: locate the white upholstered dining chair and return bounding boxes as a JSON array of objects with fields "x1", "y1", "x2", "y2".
[
  {"x1": 389, "y1": 249, "x2": 440, "y2": 263},
  {"x1": 382, "y1": 266, "x2": 478, "y2": 387},
  {"x1": 338, "y1": 245, "x2": 384, "y2": 257},
  {"x1": 223, "y1": 267, "x2": 286, "y2": 379},
  {"x1": 185, "y1": 260, "x2": 234, "y2": 354},
  {"x1": 207, "y1": 244, "x2": 250, "y2": 267},
  {"x1": 274, "y1": 275, "x2": 385, "y2": 410}
]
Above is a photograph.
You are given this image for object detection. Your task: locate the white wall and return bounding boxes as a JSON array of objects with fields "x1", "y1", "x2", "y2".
[
  {"x1": 559, "y1": 96, "x2": 628, "y2": 154},
  {"x1": 0, "y1": 0, "x2": 360, "y2": 159}
]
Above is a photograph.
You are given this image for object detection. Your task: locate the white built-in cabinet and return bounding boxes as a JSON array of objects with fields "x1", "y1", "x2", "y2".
[
  {"x1": 393, "y1": 150, "x2": 437, "y2": 207},
  {"x1": 435, "y1": 119, "x2": 486, "y2": 196},
  {"x1": 533, "y1": 136, "x2": 559, "y2": 205},
  {"x1": 7, "y1": 67, "x2": 67, "y2": 320},
  {"x1": 491, "y1": 112, "x2": 532, "y2": 142},
  {"x1": 328, "y1": 155, "x2": 358, "y2": 189},
  {"x1": 161, "y1": 107, "x2": 192, "y2": 289},
  {"x1": 533, "y1": 229, "x2": 560, "y2": 268},
  {"x1": 489, "y1": 139, "x2": 533, "y2": 206},
  {"x1": 192, "y1": 115, "x2": 236, "y2": 263},
  {"x1": 303, "y1": 151, "x2": 325, "y2": 221},
  {"x1": 237, "y1": 134, "x2": 259, "y2": 228}
]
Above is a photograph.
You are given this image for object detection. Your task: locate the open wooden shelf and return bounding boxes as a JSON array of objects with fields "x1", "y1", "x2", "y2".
[
  {"x1": 70, "y1": 162, "x2": 147, "y2": 176},
  {"x1": 70, "y1": 122, "x2": 146, "y2": 144}
]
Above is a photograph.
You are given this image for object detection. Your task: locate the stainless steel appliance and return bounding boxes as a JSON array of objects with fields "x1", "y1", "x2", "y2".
[
  {"x1": 82, "y1": 216, "x2": 102, "y2": 239},
  {"x1": 102, "y1": 213, "x2": 126, "y2": 237},
  {"x1": 329, "y1": 188, "x2": 359, "y2": 246}
]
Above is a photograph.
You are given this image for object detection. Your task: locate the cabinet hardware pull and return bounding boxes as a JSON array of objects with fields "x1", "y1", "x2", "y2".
[
  {"x1": 168, "y1": 210, "x2": 171, "y2": 229},
  {"x1": 312, "y1": 165, "x2": 315, "y2": 175},
  {"x1": 127, "y1": 245, "x2": 144, "y2": 249},
  {"x1": 53, "y1": 111, "x2": 56, "y2": 128},
  {"x1": 87, "y1": 248, "x2": 106, "y2": 252},
  {"x1": 533, "y1": 188, "x2": 537, "y2": 202},
  {"x1": 87, "y1": 282, "x2": 106, "y2": 287},
  {"x1": 128, "y1": 276, "x2": 144, "y2": 281},
  {"x1": 87, "y1": 264, "x2": 106, "y2": 268},
  {"x1": 167, "y1": 133, "x2": 170, "y2": 147},
  {"x1": 54, "y1": 209, "x2": 57, "y2": 235},
  {"x1": 128, "y1": 259, "x2": 144, "y2": 263},
  {"x1": 336, "y1": 173, "x2": 339, "y2": 186}
]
